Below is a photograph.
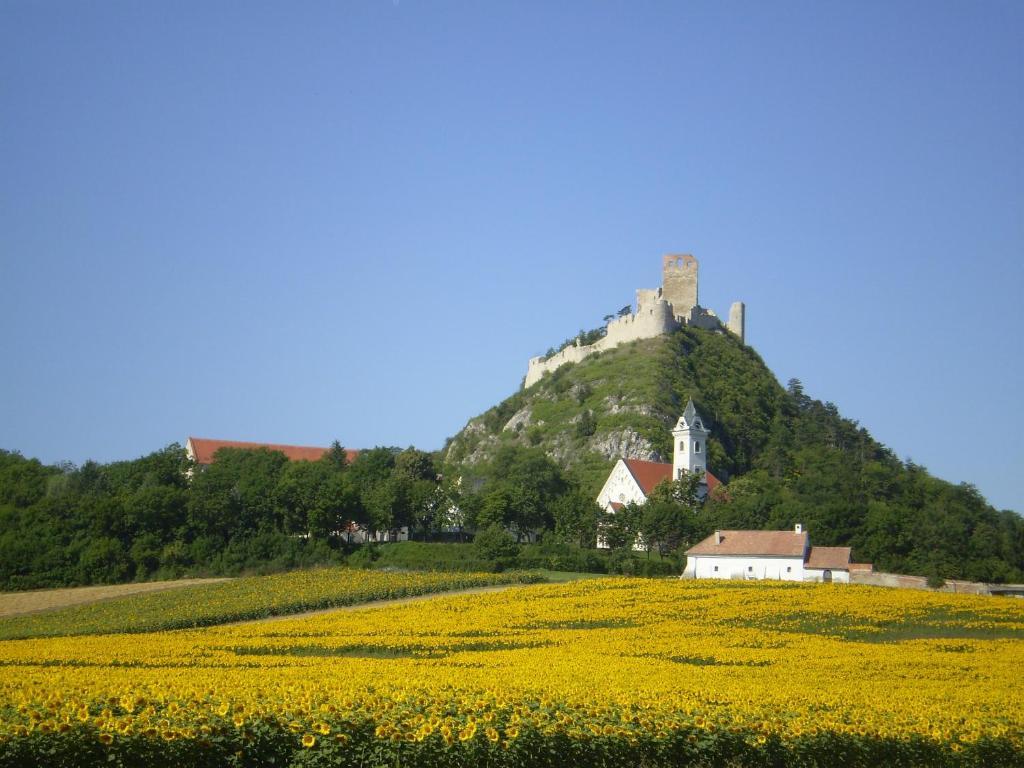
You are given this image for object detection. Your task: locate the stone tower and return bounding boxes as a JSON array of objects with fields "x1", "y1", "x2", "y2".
[
  {"x1": 662, "y1": 254, "x2": 699, "y2": 319},
  {"x1": 672, "y1": 398, "x2": 709, "y2": 480},
  {"x1": 728, "y1": 301, "x2": 746, "y2": 344}
]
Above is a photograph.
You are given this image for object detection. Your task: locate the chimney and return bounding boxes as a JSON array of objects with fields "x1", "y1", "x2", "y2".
[
  {"x1": 794, "y1": 523, "x2": 803, "y2": 534},
  {"x1": 714, "y1": 530, "x2": 722, "y2": 545}
]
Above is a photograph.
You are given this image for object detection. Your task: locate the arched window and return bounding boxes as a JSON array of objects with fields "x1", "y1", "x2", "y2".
[{"x1": 694, "y1": 441, "x2": 701, "y2": 453}]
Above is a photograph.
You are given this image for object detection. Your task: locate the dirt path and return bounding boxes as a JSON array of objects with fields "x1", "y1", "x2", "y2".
[
  {"x1": 224, "y1": 583, "x2": 523, "y2": 628},
  {"x1": 0, "y1": 578, "x2": 232, "y2": 618}
]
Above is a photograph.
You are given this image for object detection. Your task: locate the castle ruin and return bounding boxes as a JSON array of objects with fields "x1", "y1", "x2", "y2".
[{"x1": 524, "y1": 255, "x2": 745, "y2": 389}]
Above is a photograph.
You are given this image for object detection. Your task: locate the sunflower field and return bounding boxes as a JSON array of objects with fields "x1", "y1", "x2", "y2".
[
  {"x1": 1, "y1": 577, "x2": 1022, "y2": 767},
  {"x1": 0, "y1": 566, "x2": 542, "y2": 639}
]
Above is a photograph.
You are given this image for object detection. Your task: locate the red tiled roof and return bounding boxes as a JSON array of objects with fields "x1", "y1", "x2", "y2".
[
  {"x1": 622, "y1": 459, "x2": 672, "y2": 495},
  {"x1": 806, "y1": 546, "x2": 852, "y2": 570},
  {"x1": 686, "y1": 529, "x2": 808, "y2": 557},
  {"x1": 609, "y1": 502, "x2": 625, "y2": 512},
  {"x1": 187, "y1": 437, "x2": 359, "y2": 466},
  {"x1": 849, "y1": 562, "x2": 873, "y2": 572},
  {"x1": 622, "y1": 459, "x2": 722, "y2": 496}
]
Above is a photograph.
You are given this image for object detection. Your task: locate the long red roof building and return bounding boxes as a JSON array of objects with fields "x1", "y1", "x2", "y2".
[{"x1": 185, "y1": 437, "x2": 359, "y2": 466}]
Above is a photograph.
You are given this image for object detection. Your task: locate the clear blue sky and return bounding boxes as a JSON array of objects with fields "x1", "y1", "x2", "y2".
[{"x1": 2, "y1": 1, "x2": 1021, "y2": 512}]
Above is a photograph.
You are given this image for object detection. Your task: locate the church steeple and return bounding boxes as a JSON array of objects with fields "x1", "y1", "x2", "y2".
[{"x1": 672, "y1": 398, "x2": 710, "y2": 481}]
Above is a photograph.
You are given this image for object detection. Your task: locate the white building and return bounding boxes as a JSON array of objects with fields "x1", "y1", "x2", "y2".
[
  {"x1": 595, "y1": 399, "x2": 722, "y2": 548},
  {"x1": 682, "y1": 523, "x2": 872, "y2": 582}
]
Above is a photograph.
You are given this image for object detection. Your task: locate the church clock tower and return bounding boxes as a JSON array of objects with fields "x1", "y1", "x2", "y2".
[{"x1": 672, "y1": 398, "x2": 710, "y2": 481}]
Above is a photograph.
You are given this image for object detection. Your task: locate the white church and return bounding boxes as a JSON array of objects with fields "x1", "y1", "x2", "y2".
[
  {"x1": 596, "y1": 399, "x2": 871, "y2": 581},
  {"x1": 596, "y1": 398, "x2": 722, "y2": 522}
]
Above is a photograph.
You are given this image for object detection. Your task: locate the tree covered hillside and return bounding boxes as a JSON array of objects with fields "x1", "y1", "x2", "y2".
[
  {"x1": 0, "y1": 444, "x2": 442, "y2": 590},
  {"x1": 445, "y1": 328, "x2": 1024, "y2": 582}
]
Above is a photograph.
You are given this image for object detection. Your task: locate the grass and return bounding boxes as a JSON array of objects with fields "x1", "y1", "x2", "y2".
[
  {"x1": 531, "y1": 569, "x2": 611, "y2": 583},
  {"x1": 0, "y1": 577, "x2": 229, "y2": 618}
]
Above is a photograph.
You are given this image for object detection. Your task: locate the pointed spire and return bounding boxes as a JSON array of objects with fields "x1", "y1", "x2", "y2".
[
  {"x1": 675, "y1": 397, "x2": 707, "y2": 432},
  {"x1": 682, "y1": 397, "x2": 697, "y2": 424}
]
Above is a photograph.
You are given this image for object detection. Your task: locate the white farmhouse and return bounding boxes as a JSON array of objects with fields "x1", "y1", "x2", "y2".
[{"x1": 682, "y1": 523, "x2": 872, "y2": 583}]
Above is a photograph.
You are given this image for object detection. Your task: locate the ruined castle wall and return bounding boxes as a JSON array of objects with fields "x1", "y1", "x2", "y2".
[
  {"x1": 524, "y1": 344, "x2": 597, "y2": 389},
  {"x1": 636, "y1": 288, "x2": 662, "y2": 312},
  {"x1": 602, "y1": 299, "x2": 678, "y2": 348},
  {"x1": 728, "y1": 302, "x2": 745, "y2": 343},
  {"x1": 524, "y1": 300, "x2": 678, "y2": 389},
  {"x1": 686, "y1": 306, "x2": 721, "y2": 331},
  {"x1": 662, "y1": 254, "x2": 699, "y2": 318},
  {"x1": 523, "y1": 254, "x2": 745, "y2": 389}
]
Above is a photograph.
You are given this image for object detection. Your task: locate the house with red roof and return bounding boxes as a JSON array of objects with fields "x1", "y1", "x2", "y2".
[
  {"x1": 185, "y1": 437, "x2": 359, "y2": 467},
  {"x1": 184, "y1": 438, "x2": 404, "y2": 543},
  {"x1": 682, "y1": 523, "x2": 872, "y2": 582},
  {"x1": 595, "y1": 399, "x2": 721, "y2": 548}
]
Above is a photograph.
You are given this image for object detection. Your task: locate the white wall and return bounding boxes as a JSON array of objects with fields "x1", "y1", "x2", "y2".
[
  {"x1": 686, "y1": 555, "x2": 806, "y2": 581},
  {"x1": 525, "y1": 343, "x2": 596, "y2": 388},
  {"x1": 595, "y1": 460, "x2": 647, "y2": 510},
  {"x1": 804, "y1": 568, "x2": 851, "y2": 584},
  {"x1": 595, "y1": 460, "x2": 649, "y2": 549}
]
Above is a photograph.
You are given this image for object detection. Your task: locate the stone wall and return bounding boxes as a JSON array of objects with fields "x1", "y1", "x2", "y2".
[
  {"x1": 524, "y1": 299, "x2": 679, "y2": 388},
  {"x1": 603, "y1": 298, "x2": 678, "y2": 347},
  {"x1": 850, "y1": 571, "x2": 994, "y2": 595},
  {"x1": 685, "y1": 305, "x2": 721, "y2": 331},
  {"x1": 525, "y1": 342, "x2": 596, "y2": 389},
  {"x1": 728, "y1": 302, "x2": 745, "y2": 343}
]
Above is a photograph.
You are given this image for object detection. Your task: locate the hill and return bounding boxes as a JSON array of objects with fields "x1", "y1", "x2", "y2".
[{"x1": 445, "y1": 327, "x2": 1024, "y2": 582}]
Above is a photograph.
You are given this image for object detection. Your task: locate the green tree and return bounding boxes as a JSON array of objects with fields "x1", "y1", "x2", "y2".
[
  {"x1": 473, "y1": 523, "x2": 520, "y2": 561},
  {"x1": 77, "y1": 537, "x2": 130, "y2": 584},
  {"x1": 308, "y1": 473, "x2": 362, "y2": 539},
  {"x1": 638, "y1": 474, "x2": 703, "y2": 556},
  {"x1": 550, "y1": 488, "x2": 601, "y2": 547},
  {"x1": 601, "y1": 502, "x2": 641, "y2": 551},
  {"x1": 575, "y1": 410, "x2": 597, "y2": 438},
  {"x1": 324, "y1": 441, "x2": 351, "y2": 471},
  {"x1": 476, "y1": 445, "x2": 566, "y2": 537},
  {"x1": 275, "y1": 459, "x2": 331, "y2": 534}
]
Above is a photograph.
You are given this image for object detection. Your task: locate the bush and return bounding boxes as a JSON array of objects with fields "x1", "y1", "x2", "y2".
[
  {"x1": 348, "y1": 544, "x2": 381, "y2": 569},
  {"x1": 76, "y1": 537, "x2": 130, "y2": 584},
  {"x1": 517, "y1": 543, "x2": 610, "y2": 574},
  {"x1": 474, "y1": 524, "x2": 521, "y2": 561},
  {"x1": 365, "y1": 542, "x2": 495, "y2": 572},
  {"x1": 603, "y1": 550, "x2": 677, "y2": 577},
  {"x1": 636, "y1": 559, "x2": 677, "y2": 577},
  {"x1": 926, "y1": 574, "x2": 947, "y2": 589},
  {"x1": 607, "y1": 549, "x2": 637, "y2": 576}
]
